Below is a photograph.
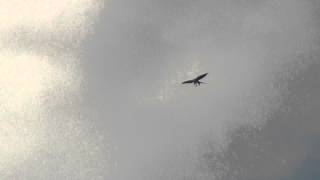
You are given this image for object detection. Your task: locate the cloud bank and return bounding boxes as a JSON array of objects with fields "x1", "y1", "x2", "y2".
[{"x1": 0, "y1": 1, "x2": 110, "y2": 179}]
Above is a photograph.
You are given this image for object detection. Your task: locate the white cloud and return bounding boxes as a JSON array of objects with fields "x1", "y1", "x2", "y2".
[{"x1": 0, "y1": 0, "x2": 108, "y2": 179}]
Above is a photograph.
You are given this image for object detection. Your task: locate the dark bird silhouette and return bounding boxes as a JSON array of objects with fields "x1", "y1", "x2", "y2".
[{"x1": 182, "y1": 73, "x2": 208, "y2": 86}]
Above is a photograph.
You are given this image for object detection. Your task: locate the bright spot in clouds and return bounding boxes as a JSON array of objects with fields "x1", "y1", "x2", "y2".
[
  {"x1": 0, "y1": 51, "x2": 77, "y2": 173},
  {"x1": 0, "y1": 0, "x2": 107, "y2": 179},
  {"x1": 0, "y1": 0, "x2": 101, "y2": 32}
]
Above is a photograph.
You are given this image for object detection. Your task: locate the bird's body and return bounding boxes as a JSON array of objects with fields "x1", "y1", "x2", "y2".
[{"x1": 182, "y1": 73, "x2": 208, "y2": 86}]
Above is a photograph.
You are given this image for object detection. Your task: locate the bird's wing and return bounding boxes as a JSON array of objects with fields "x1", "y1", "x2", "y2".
[
  {"x1": 195, "y1": 73, "x2": 208, "y2": 81},
  {"x1": 182, "y1": 80, "x2": 194, "y2": 84}
]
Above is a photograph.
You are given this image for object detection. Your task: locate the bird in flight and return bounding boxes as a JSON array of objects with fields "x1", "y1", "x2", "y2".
[{"x1": 182, "y1": 73, "x2": 208, "y2": 86}]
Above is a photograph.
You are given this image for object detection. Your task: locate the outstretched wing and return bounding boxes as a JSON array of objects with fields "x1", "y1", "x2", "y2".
[
  {"x1": 195, "y1": 73, "x2": 208, "y2": 81},
  {"x1": 182, "y1": 79, "x2": 194, "y2": 84}
]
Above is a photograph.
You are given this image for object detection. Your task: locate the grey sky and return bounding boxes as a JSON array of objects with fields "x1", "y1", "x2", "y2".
[
  {"x1": 1, "y1": 0, "x2": 320, "y2": 179},
  {"x1": 80, "y1": 0, "x2": 320, "y2": 179}
]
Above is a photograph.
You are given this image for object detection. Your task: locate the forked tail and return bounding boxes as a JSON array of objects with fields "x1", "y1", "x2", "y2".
[{"x1": 194, "y1": 81, "x2": 206, "y2": 86}]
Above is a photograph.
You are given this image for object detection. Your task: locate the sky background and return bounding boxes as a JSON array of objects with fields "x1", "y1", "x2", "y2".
[{"x1": 0, "y1": 0, "x2": 320, "y2": 180}]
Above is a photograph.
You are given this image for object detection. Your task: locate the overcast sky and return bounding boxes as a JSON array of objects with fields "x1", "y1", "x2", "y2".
[{"x1": 1, "y1": 0, "x2": 320, "y2": 180}]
